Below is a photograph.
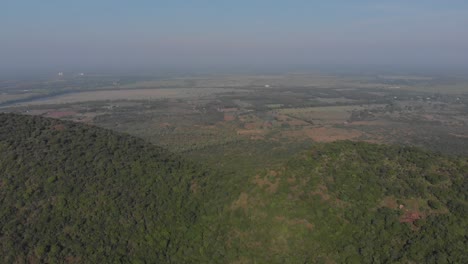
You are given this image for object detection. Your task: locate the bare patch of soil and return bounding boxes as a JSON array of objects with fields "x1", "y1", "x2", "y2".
[
  {"x1": 190, "y1": 180, "x2": 199, "y2": 194},
  {"x1": 231, "y1": 193, "x2": 249, "y2": 211},
  {"x1": 51, "y1": 124, "x2": 66, "y2": 131},
  {"x1": 399, "y1": 211, "x2": 422, "y2": 223},
  {"x1": 253, "y1": 174, "x2": 279, "y2": 193},
  {"x1": 224, "y1": 113, "x2": 236, "y2": 121},
  {"x1": 310, "y1": 184, "x2": 331, "y2": 201}
]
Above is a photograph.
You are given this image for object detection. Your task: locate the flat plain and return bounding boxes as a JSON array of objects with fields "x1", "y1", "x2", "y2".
[{"x1": 2, "y1": 73, "x2": 468, "y2": 158}]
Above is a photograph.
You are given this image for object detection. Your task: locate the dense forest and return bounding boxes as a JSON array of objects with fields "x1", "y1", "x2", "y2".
[
  {"x1": 0, "y1": 113, "x2": 467, "y2": 263},
  {"x1": 0, "y1": 113, "x2": 228, "y2": 263}
]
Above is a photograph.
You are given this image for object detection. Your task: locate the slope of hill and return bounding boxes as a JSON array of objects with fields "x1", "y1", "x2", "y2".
[
  {"x1": 0, "y1": 113, "x2": 227, "y2": 263},
  {"x1": 223, "y1": 141, "x2": 468, "y2": 263},
  {"x1": 1, "y1": 113, "x2": 467, "y2": 263}
]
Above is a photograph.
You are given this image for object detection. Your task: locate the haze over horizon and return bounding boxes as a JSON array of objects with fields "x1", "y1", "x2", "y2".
[{"x1": 1, "y1": 1, "x2": 468, "y2": 75}]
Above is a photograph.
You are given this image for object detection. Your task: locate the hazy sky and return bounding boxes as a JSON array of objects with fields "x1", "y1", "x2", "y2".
[{"x1": 1, "y1": 0, "x2": 468, "y2": 73}]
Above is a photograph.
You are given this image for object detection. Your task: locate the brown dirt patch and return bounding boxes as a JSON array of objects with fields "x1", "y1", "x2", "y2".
[
  {"x1": 310, "y1": 184, "x2": 331, "y2": 201},
  {"x1": 51, "y1": 124, "x2": 66, "y2": 131},
  {"x1": 268, "y1": 170, "x2": 278, "y2": 177},
  {"x1": 289, "y1": 185, "x2": 304, "y2": 199},
  {"x1": 253, "y1": 174, "x2": 279, "y2": 193},
  {"x1": 275, "y1": 216, "x2": 286, "y2": 221},
  {"x1": 190, "y1": 180, "x2": 199, "y2": 194},
  {"x1": 422, "y1": 114, "x2": 436, "y2": 121},
  {"x1": 267, "y1": 180, "x2": 279, "y2": 193},
  {"x1": 224, "y1": 113, "x2": 236, "y2": 121},
  {"x1": 159, "y1": 122, "x2": 171, "y2": 128},
  {"x1": 253, "y1": 175, "x2": 269, "y2": 188},
  {"x1": 400, "y1": 211, "x2": 422, "y2": 223},
  {"x1": 244, "y1": 122, "x2": 257, "y2": 130},
  {"x1": 287, "y1": 177, "x2": 296, "y2": 184},
  {"x1": 231, "y1": 193, "x2": 249, "y2": 211}
]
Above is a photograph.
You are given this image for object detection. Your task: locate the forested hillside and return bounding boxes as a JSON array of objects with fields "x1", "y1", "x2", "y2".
[
  {"x1": 0, "y1": 113, "x2": 226, "y2": 263},
  {"x1": 224, "y1": 141, "x2": 468, "y2": 263},
  {"x1": 0, "y1": 113, "x2": 467, "y2": 263}
]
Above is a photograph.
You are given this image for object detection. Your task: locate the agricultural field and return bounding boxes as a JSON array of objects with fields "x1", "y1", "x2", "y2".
[{"x1": 2, "y1": 73, "x2": 468, "y2": 161}]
